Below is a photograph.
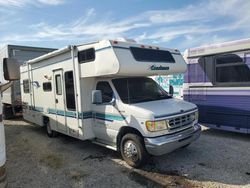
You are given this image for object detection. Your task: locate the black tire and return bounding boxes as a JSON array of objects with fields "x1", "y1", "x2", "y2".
[
  {"x1": 3, "y1": 104, "x2": 14, "y2": 119},
  {"x1": 46, "y1": 122, "x2": 58, "y2": 138},
  {"x1": 120, "y1": 133, "x2": 149, "y2": 168}
]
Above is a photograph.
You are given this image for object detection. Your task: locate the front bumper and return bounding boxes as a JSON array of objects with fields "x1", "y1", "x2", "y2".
[{"x1": 144, "y1": 124, "x2": 201, "y2": 156}]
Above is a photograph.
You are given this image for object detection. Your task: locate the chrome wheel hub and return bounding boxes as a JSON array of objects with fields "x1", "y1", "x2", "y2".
[{"x1": 124, "y1": 141, "x2": 138, "y2": 160}]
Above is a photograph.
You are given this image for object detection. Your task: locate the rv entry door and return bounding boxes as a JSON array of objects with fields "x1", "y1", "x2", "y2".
[{"x1": 53, "y1": 69, "x2": 67, "y2": 132}]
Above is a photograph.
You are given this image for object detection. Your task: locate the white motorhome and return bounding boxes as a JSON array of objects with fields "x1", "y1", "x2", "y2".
[
  {"x1": 21, "y1": 39, "x2": 201, "y2": 167},
  {"x1": 0, "y1": 58, "x2": 20, "y2": 187},
  {"x1": 0, "y1": 45, "x2": 55, "y2": 118}
]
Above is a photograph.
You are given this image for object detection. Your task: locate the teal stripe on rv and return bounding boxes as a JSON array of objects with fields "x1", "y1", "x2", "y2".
[
  {"x1": 28, "y1": 106, "x2": 44, "y2": 112},
  {"x1": 79, "y1": 111, "x2": 93, "y2": 119},
  {"x1": 95, "y1": 113, "x2": 125, "y2": 121},
  {"x1": 34, "y1": 107, "x2": 44, "y2": 112},
  {"x1": 47, "y1": 108, "x2": 77, "y2": 118},
  {"x1": 31, "y1": 106, "x2": 125, "y2": 121}
]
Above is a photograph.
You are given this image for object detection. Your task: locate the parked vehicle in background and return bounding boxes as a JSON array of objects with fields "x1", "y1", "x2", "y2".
[
  {"x1": 21, "y1": 39, "x2": 200, "y2": 167},
  {"x1": 183, "y1": 38, "x2": 250, "y2": 134},
  {"x1": 153, "y1": 74, "x2": 184, "y2": 99},
  {"x1": 0, "y1": 45, "x2": 55, "y2": 118},
  {"x1": 0, "y1": 58, "x2": 20, "y2": 187}
]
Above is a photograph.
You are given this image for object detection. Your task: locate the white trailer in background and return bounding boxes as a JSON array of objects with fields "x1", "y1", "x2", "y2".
[
  {"x1": 21, "y1": 39, "x2": 200, "y2": 167},
  {"x1": 0, "y1": 45, "x2": 55, "y2": 118},
  {"x1": 0, "y1": 58, "x2": 20, "y2": 187},
  {"x1": 183, "y1": 38, "x2": 250, "y2": 133}
]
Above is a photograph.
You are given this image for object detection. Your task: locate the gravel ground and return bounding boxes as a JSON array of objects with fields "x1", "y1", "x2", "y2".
[{"x1": 3, "y1": 118, "x2": 250, "y2": 188}]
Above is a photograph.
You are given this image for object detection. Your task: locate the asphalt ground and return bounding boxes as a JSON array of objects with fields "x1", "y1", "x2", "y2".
[{"x1": 4, "y1": 119, "x2": 250, "y2": 188}]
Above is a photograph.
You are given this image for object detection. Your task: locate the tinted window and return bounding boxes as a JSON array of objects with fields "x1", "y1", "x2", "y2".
[
  {"x1": 215, "y1": 54, "x2": 250, "y2": 83},
  {"x1": 23, "y1": 79, "x2": 30, "y2": 93},
  {"x1": 112, "y1": 77, "x2": 170, "y2": 104},
  {"x1": 55, "y1": 74, "x2": 62, "y2": 95},
  {"x1": 130, "y1": 47, "x2": 175, "y2": 63},
  {"x1": 78, "y1": 48, "x2": 95, "y2": 63},
  {"x1": 65, "y1": 71, "x2": 76, "y2": 110},
  {"x1": 216, "y1": 54, "x2": 242, "y2": 64},
  {"x1": 96, "y1": 82, "x2": 113, "y2": 103},
  {"x1": 43, "y1": 82, "x2": 52, "y2": 92}
]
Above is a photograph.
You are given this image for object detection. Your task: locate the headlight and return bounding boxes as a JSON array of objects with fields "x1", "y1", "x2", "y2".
[
  {"x1": 146, "y1": 120, "x2": 168, "y2": 132},
  {"x1": 190, "y1": 113, "x2": 195, "y2": 121},
  {"x1": 195, "y1": 111, "x2": 199, "y2": 120},
  {"x1": 190, "y1": 111, "x2": 199, "y2": 121}
]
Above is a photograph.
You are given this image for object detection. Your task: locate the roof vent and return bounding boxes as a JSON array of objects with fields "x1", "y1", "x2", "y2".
[{"x1": 115, "y1": 37, "x2": 137, "y2": 43}]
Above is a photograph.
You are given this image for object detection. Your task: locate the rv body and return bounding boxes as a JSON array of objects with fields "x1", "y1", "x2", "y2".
[
  {"x1": 21, "y1": 39, "x2": 200, "y2": 167},
  {"x1": 0, "y1": 105, "x2": 6, "y2": 187},
  {"x1": 183, "y1": 38, "x2": 250, "y2": 133},
  {"x1": 0, "y1": 45, "x2": 55, "y2": 118},
  {"x1": 0, "y1": 58, "x2": 20, "y2": 187}
]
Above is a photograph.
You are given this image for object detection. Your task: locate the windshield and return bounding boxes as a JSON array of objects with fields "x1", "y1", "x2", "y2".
[{"x1": 112, "y1": 77, "x2": 171, "y2": 104}]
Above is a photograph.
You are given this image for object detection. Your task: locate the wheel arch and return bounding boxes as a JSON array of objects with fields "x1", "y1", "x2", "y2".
[
  {"x1": 116, "y1": 126, "x2": 144, "y2": 152},
  {"x1": 42, "y1": 116, "x2": 49, "y2": 127}
]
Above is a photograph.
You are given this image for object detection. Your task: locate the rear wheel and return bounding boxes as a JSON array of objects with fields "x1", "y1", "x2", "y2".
[
  {"x1": 46, "y1": 122, "x2": 57, "y2": 138},
  {"x1": 120, "y1": 133, "x2": 149, "y2": 168},
  {"x1": 3, "y1": 104, "x2": 14, "y2": 119}
]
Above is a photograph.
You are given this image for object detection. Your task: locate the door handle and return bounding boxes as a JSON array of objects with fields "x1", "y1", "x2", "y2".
[{"x1": 55, "y1": 99, "x2": 58, "y2": 103}]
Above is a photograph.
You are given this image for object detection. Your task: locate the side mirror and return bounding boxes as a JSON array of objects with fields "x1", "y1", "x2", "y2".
[
  {"x1": 168, "y1": 85, "x2": 174, "y2": 97},
  {"x1": 92, "y1": 90, "x2": 102, "y2": 104},
  {"x1": 3, "y1": 58, "x2": 20, "y2": 81},
  {"x1": 110, "y1": 97, "x2": 116, "y2": 106}
]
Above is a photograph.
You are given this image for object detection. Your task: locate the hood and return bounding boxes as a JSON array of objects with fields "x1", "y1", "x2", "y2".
[{"x1": 132, "y1": 98, "x2": 197, "y2": 119}]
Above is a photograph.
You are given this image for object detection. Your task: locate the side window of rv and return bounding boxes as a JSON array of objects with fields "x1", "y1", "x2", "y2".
[
  {"x1": 65, "y1": 71, "x2": 76, "y2": 110},
  {"x1": 78, "y1": 48, "x2": 95, "y2": 63},
  {"x1": 215, "y1": 54, "x2": 250, "y2": 84},
  {"x1": 23, "y1": 79, "x2": 30, "y2": 93},
  {"x1": 43, "y1": 82, "x2": 52, "y2": 92},
  {"x1": 96, "y1": 82, "x2": 113, "y2": 103},
  {"x1": 55, "y1": 75, "x2": 62, "y2": 95}
]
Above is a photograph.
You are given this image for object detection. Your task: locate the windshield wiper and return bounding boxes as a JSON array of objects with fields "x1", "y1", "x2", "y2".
[
  {"x1": 130, "y1": 96, "x2": 155, "y2": 103},
  {"x1": 156, "y1": 94, "x2": 171, "y2": 100}
]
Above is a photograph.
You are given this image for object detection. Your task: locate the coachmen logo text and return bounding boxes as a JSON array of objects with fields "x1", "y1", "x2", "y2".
[{"x1": 149, "y1": 65, "x2": 169, "y2": 71}]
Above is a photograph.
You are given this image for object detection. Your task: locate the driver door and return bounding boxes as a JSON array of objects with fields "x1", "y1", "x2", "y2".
[{"x1": 92, "y1": 81, "x2": 121, "y2": 144}]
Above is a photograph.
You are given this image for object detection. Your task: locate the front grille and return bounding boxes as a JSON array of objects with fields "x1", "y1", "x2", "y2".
[{"x1": 168, "y1": 113, "x2": 195, "y2": 130}]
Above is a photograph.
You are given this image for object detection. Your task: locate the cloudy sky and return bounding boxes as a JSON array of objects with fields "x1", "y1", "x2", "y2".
[{"x1": 0, "y1": 0, "x2": 250, "y2": 51}]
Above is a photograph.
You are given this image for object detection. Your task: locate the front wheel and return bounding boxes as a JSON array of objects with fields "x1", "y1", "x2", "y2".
[{"x1": 120, "y1": 133, "x2": 149, "y2": 168}]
